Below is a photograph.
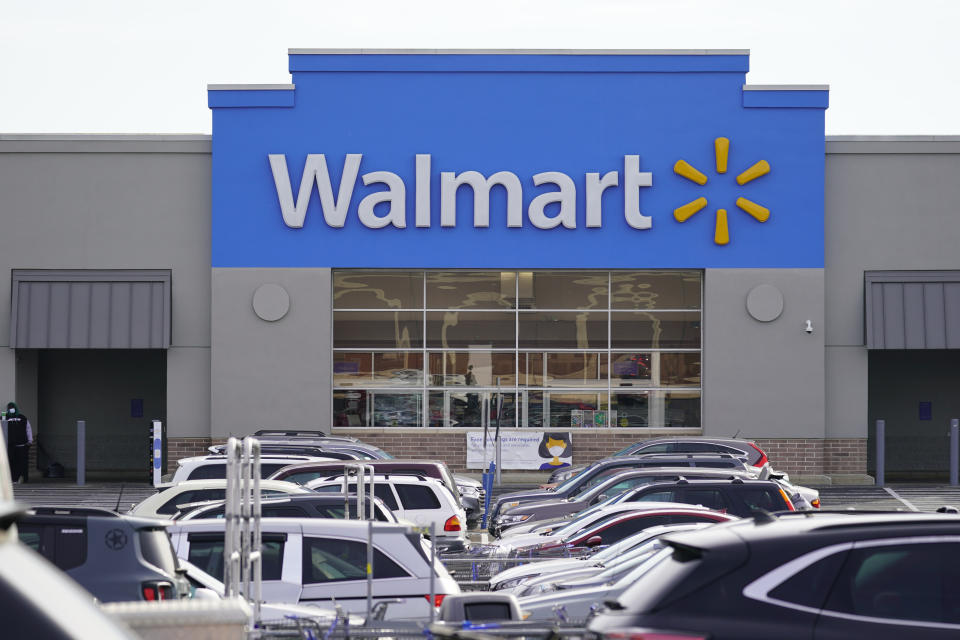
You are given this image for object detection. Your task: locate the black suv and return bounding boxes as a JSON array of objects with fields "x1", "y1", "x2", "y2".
[
  {"x1": 588, "y1": 511, "x2": 960, "y2": 639},
  {"x1": 489, "y1": 454, "x2": 750, "y2": 534},
  {"x1": 17, "y1": 507, "x2": 189, "y2": 602}
]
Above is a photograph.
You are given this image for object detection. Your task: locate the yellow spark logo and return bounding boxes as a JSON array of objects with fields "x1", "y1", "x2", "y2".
[{"x1": 673, "y1": 137, "x2": 770, "y2": 245}]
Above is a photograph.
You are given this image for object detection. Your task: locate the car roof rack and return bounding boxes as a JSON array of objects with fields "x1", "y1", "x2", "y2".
[{"x1": 30, "y1": 506, "x2": 121, "y2": 518}]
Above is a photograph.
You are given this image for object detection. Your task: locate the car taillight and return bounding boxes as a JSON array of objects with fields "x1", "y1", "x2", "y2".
[
  {"x1": 142, "y1": 581, "x2": 174, "y2": 601},
  {"x1": 604, "y1": 630, "x2": 707, "y2": 640},
  {"x1": 748, "y1": 442, "x2": 769, "y2": 467},
  {"x1": 811, "y1": 498, "x2": 821, "y2": 509},
  {"x1": 444, "y1": 515, "x2": 462, "y2": 532},
  {"x1": 424, "y1": 594, "x2": 446, "y2": 607},
  {"x1": 778, "y1": 487, "x2": 796, "y2": 511}
]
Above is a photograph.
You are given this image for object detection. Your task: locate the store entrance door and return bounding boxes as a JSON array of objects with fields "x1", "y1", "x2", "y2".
[{"x1": 868, "y1": 350, "x2": 960, "y2": 481}]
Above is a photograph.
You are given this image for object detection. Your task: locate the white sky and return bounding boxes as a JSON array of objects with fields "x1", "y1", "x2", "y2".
[{"x1": 2, "y1": 0, "x2": 958, "y2": 135}]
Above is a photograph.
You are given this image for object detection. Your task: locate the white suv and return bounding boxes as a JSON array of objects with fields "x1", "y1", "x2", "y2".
[
  {"x1": 167, "y1": 455, "x2": 335, "y2": 484},
  {"x1": 167, "y1": 518, "x2": 460, "y2": 619},
  {"x1": 306, "y1": 474, "x2": 467, "y2": 552},
  {"x1": 129, "y1": 479, "x2": 311, "y2": 518}
]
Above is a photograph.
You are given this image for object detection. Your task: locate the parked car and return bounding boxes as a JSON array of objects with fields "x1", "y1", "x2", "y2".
[
  {"x1": 0, "y1": 504, "x2": 137, "y2": 639},
  {"x1": 177, "y1": 493, "x2": 398, "y2": 523},
  {"x1": 268, "y1": 459, "x2": 484, "y2": 526},
  {"x1": 608, "y1": 477, "x2": 797, "y2": 517},
  {"x1": 209, "y1": 439, "x2": 393, "y2": 461},
  {"x1": 452, "y1": 474, "x2": 484, "y2": 525},
  {"x1": 489, "y1": 454, "x2": 751, "y2": 535},
  {"x1": 518, "y1": 537, "x2": 675, "y2": 622},
  {"x1": 493, "y1": 503, "x2": 735, "y2": 556},
  {"x1": 178, "y1": 558, "x2": 366, "y2": 625},
  {"x1": 129, "y1": 479, "x2": 311, "y2": 518},
  {"x1": 166, "y1": 454, "x2": 335, "y2": 484},
  {"x1": 547, "y1": 436, "x2": 770, "y2": 484},
  {"x1": 168, "y1": 518, "x2": 460, "y2": 619},
  {"x1": 511, "y1": 524, "x2": 714, "y2": 598},
  {"x1": 493, "y1": 467, "x2": 756, "y2": 536},
  {"x1": 588, "y1": 511, "x2": 960, "y2": 639},
  {"x1": 253, "y1": 429, "x2": 359, "y2": 442},
  {"x1": 270, "y1": 459, "x2": 459, "y2": 502},
  {"x1": 490, "y1": 523, "x2": 711, "y2": 594},
  {"x1": 306, "y1": 474, "x2": 467, "y2": 552},
  {"x1": 16, "y1": 506, "x2": 190, "y2": 602}
]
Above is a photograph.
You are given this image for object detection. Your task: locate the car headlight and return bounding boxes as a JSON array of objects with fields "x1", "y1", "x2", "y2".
[
  {"x1": 520, "y1": 582, "x2": 558, "y2": 597},
  {"x1": 460, "y1": 485, "x2": 479, "y2": 496},
  {"x1": 502, "y1": 501, "x2": 521, "y2": 509},
  {"x1": 499, "y1": 514, "x2": 531, "y2": 524},
  {"x1": 492, "y1": 576, "x2": 532, "y2": 591}
]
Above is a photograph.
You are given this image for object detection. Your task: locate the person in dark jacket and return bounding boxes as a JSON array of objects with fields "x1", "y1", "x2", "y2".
[{"x1": 4, "y1": 401, "x2": 33, "y2": 483}]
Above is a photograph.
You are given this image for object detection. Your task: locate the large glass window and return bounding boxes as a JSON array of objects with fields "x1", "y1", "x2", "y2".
[{"x1": 333, "y1": 270, "x2": 701, "y2": 429}]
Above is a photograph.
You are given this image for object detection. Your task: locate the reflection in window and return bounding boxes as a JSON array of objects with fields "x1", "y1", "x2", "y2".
[
  {"x1": 333, "y1": 271, "x2": 423, "y2": 309},
  {"x1": 334, "y1": 312, "x2": 423, "y2": 349},
  {"x1": 610, "y1": 271, "x2": 701, "y2": 310},
  {"x1": 526, "y1": 271, "x2": 608, "y2": 310},
  {"x1": 426, "y1": 271, "x2": 515, "y2": 309},
  {"x1": 429, "y1": 391, "x2": 516, "y2": 429},
  {"x1": 426, "y1": 312, "x2": 515, "y2": 349},
  {"x1": 610, "y1": 312, "x2": 701, "y2": 349},
  {"x1": 518, "y1": 312, "x2": 607, "y2": 349},
  {"x1": 332, "y1": 270, "x2": 702, "y2": 429},
  {"x1": 373, "y1": 352, "x2": 423, "y2": 386},
  {"x1": 428, "y1": 352, "x2": 516, "y2": 387}
]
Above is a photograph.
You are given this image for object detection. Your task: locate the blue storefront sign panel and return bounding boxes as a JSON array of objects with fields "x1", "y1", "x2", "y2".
[{"x1": 209, "y1": 51, "x2": 827, "y2": 269}]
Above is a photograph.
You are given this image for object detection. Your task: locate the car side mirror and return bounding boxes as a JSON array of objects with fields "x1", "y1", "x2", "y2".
[{"x1": 586, "y1": 535, "x2": 602, "y2": 548}]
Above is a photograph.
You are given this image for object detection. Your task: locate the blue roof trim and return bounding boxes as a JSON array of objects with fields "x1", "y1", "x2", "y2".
[
  {"x1": 743, "y1": 90, "x2": 829, "y2": 109},
  {"x1": 288, "y1": 53, "x2": 750, "y2": 73},
  {"x1": 208, "y1": 90, "x2": 295, "y2": 108}
]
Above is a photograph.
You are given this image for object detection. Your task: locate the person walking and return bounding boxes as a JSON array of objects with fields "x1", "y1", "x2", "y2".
[{"x1": 4, "y1": 402, "x2": 33, "y2": 483}]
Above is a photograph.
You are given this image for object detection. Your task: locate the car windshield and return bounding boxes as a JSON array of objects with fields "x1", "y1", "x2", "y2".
[
  {"x1": 593, "y1": 542, "x2": 664, "y2": 581},
  {"x1": 553, "y1": 464, "x2": 596, "y2": 493},
  {"x1": 611, "y1": 443, "x2": 639, "y2": 457},
  {"x1": 593, "y1": 530, "x2": 660, "y2": 562},
  {"x1": 611, "y1": 547, "x2": 674, "y2": 591},
  {"x1": 556, "y1": 510, "x2": 627, "y2": 540},
  {"x1": 575, "y1": 493, "x2": 623, "y2": 519}
]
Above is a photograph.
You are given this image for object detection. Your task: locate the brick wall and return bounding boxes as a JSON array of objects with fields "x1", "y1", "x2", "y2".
[
  {"x1": 823, "y1": 438, "x2": 868, "y2": 475},
  {"x1": 166, "y1": 437, "x2": 215, "y2": 473},
  {"x1": 755, "y1": 437, "x2": 867, "y2": 476}
]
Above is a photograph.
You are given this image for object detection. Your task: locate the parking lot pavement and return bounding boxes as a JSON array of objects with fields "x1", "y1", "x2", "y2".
[
  {"x1": 819, "y1": 485, "x2": 960, "y2": 512},
  {"x1": 12, "y1": 482, "x2": 157, "y2": 513}
]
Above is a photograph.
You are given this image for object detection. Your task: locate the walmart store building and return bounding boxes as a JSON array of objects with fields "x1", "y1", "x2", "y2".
[{"x1": 1, "y1": 49, "x2": 958, "y2": 481}]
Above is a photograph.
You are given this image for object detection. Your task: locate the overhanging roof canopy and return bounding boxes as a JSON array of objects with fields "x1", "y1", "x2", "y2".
[
  {"x1": 10, "y1": 270, "x2": 171, "y2": 349},
  {"x1": 865, "y1": 271, "x2": 960, "y2": 349}
]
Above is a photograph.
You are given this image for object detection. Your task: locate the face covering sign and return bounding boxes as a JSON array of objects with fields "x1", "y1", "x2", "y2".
[{"x1": 467, "y1": 431, "x2": 573, "y2": 470}]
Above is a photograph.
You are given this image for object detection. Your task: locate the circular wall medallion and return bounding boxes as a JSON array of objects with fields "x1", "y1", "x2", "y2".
[
  {"x1": 252, "y1": 283, "x2": 290, "y2": 322},
  {"x1": 746, "y1": 284, "x2": 784, "y2": 322}
]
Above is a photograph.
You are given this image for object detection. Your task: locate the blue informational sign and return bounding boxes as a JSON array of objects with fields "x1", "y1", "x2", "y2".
[{"x1": 209, "y1": 51, "x2": 827, "y2": 269}]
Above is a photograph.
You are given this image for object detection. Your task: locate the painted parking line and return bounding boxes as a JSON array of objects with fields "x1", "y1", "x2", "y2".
[{"x1": 883, "y1": 487, "x2": 919, "y2": 512}]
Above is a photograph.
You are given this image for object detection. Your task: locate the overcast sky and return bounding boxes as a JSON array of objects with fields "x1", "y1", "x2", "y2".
[{"x1": 2, "y1": 0, "x2": 958, "y2": 135}]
